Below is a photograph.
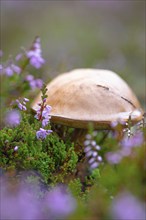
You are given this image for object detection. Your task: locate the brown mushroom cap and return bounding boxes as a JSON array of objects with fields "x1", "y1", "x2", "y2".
[{"x1": 32, "y1": 69, "x2": 143, "y2": 129}]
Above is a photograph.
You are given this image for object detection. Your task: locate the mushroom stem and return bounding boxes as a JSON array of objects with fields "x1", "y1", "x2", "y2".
[
  {"x1": 51, "y1": 123, "x2": 88, "y2": 144},
  {"x1": 70, "y1": 128, "x2": 87, "y2": 144}
]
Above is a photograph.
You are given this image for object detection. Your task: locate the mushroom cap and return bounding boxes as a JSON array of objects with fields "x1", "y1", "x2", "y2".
[{"x1": 32, "y1": 69, "x2": 143, "y2": 129}]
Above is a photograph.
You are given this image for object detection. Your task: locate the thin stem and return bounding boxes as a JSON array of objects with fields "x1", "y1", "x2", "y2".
[
  {"x1": 98, "y1": 131, "x2": 109, "y2": 145},
  {"x1": 20, "y1": 58, "x2": 29, "y2": 73}
]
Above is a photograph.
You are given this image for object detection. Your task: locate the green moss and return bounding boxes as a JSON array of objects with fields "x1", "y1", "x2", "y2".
[{"x1": 0, "y1": 111, "x2": 78, "y2": 184}]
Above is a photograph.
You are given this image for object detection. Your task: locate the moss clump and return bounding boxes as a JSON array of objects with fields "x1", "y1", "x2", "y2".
[{"x1": 0, "y1": 111, "x2": 78, "y2": 184}]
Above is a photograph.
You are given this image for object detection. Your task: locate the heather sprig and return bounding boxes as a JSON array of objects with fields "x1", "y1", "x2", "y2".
[
  {"x1": 34, "y1": 84, "x2": 52, "y2": 139},
  {"x1": 84, "y1": 131, "x2": 103, "y2": 169},
  {"x1": 1, "y1": 37, "x2": 45, "y2": 94},
  {"x1": 14, "y1": 37, "x2": 45, "y2": 70},
  {"x1": 106, "y1": 130, "x2": 144, "y2": 165},
  {"x1": 35, "y1": 102, "x2": 52, "y2": 127},
  {"x1": 26, "y1": 36, "x2": 45, "y2": 69},
  {"x1": 16, "y1": 97, "x2": 29, "y2": 111},
  {"x1": 0, "y1": 38, "x2": 46, "y2": 129},
  {"x1": 0, "y1": 51, "x2": 20, "y2": 76}
]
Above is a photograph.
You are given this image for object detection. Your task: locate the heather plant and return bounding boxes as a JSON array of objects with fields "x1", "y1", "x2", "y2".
[
  {"x1": 0, "y1": 37, "x2": 44, "y2": 128},
  {"x1": 0, "y1": 110, "x2": 78, "y2": 184},
  {"x1": 0, "y1": 38, "x2": 146, "y2": 220}
]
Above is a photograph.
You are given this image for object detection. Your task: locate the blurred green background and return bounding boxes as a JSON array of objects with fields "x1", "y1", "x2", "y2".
[{"x1": 1, "y1": 0, "x2": 145, "y2": 109}]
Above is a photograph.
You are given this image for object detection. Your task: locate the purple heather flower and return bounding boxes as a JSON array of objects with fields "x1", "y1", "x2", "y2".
[
  {"x1": 26, "y1": 37, "x2": 45, "y2": 69},
  {"x1": 35, "y1": 104, "x2": 52, "y2": 127},
  {"x1": 85, "y1": 134, "x2": 92, "y2": 139},
  {"x1": 92, "y1": 151, "x2": 98, "y2": 157},
  {"x1": 45, "y1": 186, "x2": 76, "y2": 218},
  {"x1": 91, "y1": 140, "x2": 96, "y2": 146},
  {"x1": 95, "y1": 145, "x2": 101, "y2": 150},
  {"x1": 36, "y1": 128, "x2": 52, "y2": 139},
  {"x1": 90, "y1": 161, "x2": 99, "y2": 169},
  {"x1": 84, "y1": 140, "x2": 91, "y2": 146},
  {"x1": 5, "y1": 110, "x2": 21, "y2": 127},
  {"x1": 106, "y1": 131, "x2": 144, "y2": 165},
  {"x1": 29, "y1": 79, "x2": 38, "y2": 89},
  {"x1": 16, "y1": 100, "x2": 27, "y2": 111},
  {"x1": 27, "y1": 77, "x2": 43, "y2": 90},
  {"x1": 1, "y1": 179, "x2": 40, "y2": 219},
  {"x1": 1, "y1": 175, "x2": 76, "y2": 220},
  {"x1": 110, "y1": 191, "x2": 146, "y2": 220},
  {"x1": 111, "y1": 121, "x2": 118, "y2": 128},
  {"x1": 15, "y1": 53, "x2": 23, "y2": 61},
  {"x1": 34, "y1": 78, "x2": 43, "y2": 89},
  {"x1": 84, "y1": 134, "x2": 102, "y2": 169},
  {"x1": 42, "y1": 118, "x2": 50, "y2": 127},
  {"x1": 121, "y1": 132, "x2": 144, "y2": 148},
  {"x1": 5, "y1": 64, "x2": 21, "y2": 76},
  {"x1": 86, "y1": 151, "x2": 93, "y2": 157},
  {"x1": 84, "y1": 146, "x2": 91, "y2": 153},
  {"x1": 120, "y1": 146, "x2": 131, "y2": 157},
  {"x1": 23, "y1": 98, "x2": 29, "y2": 102},
  {"x1": 14, "y1": 146, "x2": 19, "y2": 151},
  {"x1": 97, "y1": 155, "x2": 102, "y2": 162},
  {"x1": 106, "y1": 151, "x2": 122, "y2": 164},
  {"x1": 16, "y1": 98, "x2": 29, "y2": 111},
  {"x1": 42, "y1": 105, "x2": 52, "y2": 118},
  {"x1": 5, "y1": 66, "x2": 13, "y2": 76},
  {"x1": 88, "y1": 157, "x2": 96, "y2": 164},
  {"x1": 11, "y1": 64, "x2": 21, "y2": 74},
  {"x1": 29, "y1": 56, "x2": 45, "y2": 69},
  {"x1": 25, "y1": 74, "x2": 34, "y2": 81},
  {"x1": 34, "y1": 107, "x2": 41, "y2": 120}
]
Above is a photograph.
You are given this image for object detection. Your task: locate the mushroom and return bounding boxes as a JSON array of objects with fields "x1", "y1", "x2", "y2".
[
  {"x1": 32, "y1": 69, "x2": 143, "y2": 131},
  {"x1": 32, "y1": 69, "x2": 144, "y2": 182}
]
